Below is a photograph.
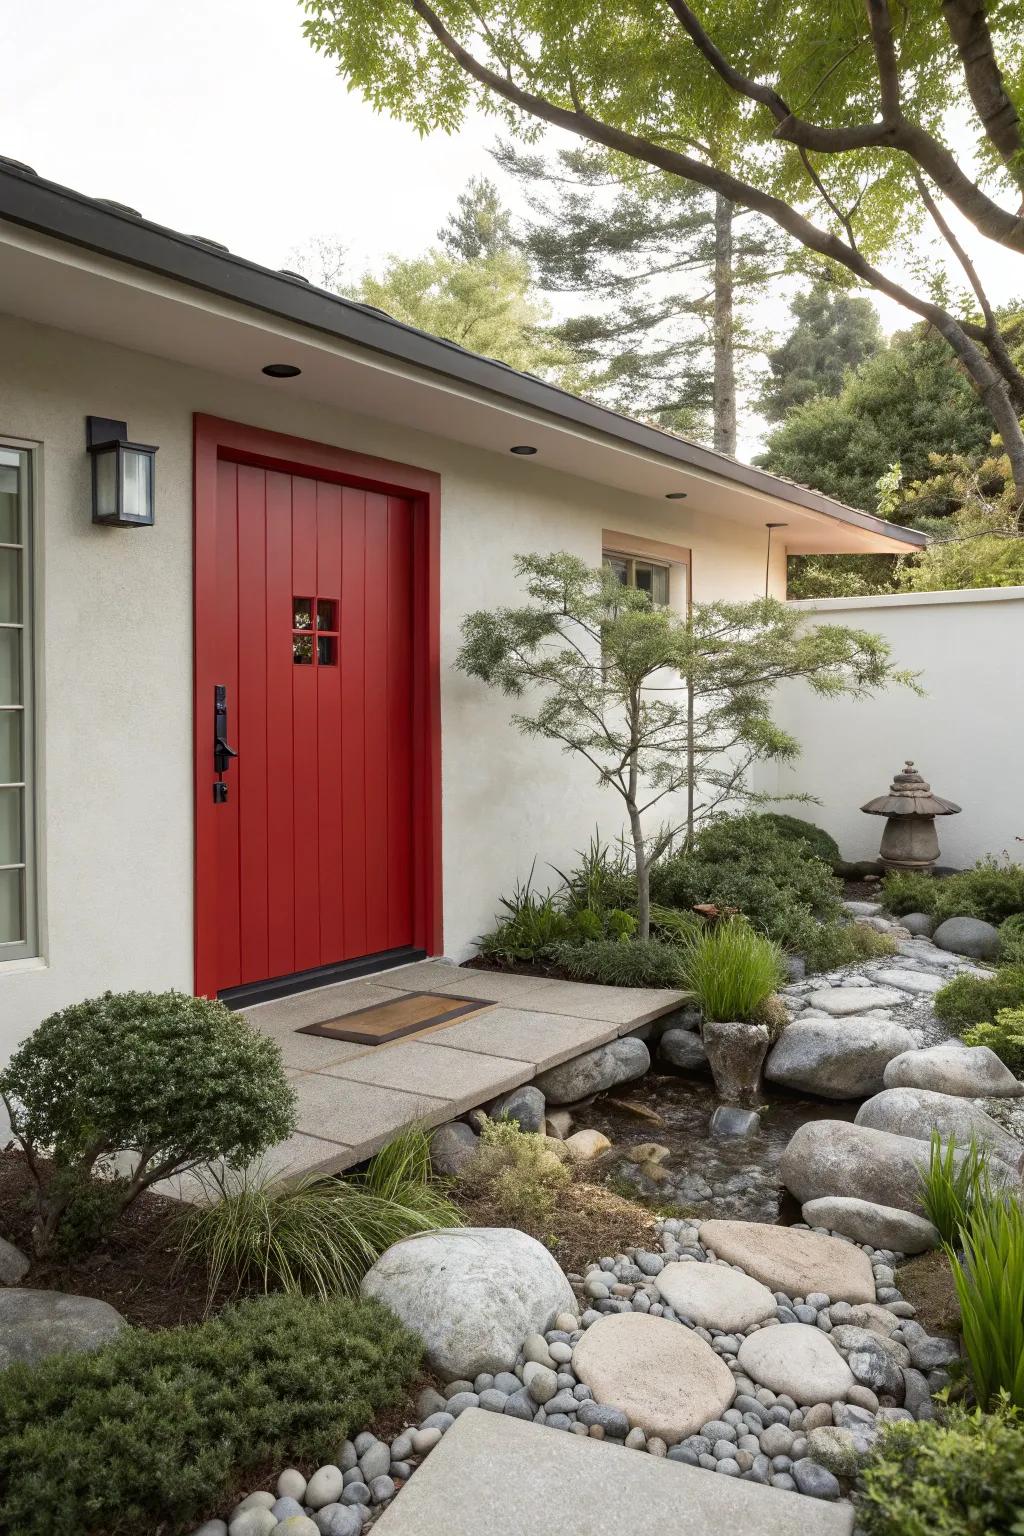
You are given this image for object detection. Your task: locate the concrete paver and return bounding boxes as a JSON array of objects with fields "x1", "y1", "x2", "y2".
[
  {"x1": 426, "y1": 1006, "x2": 619, "y2": 1069},
  {"x1": 285, "y1": 1071, "x2": 455, "y2": 1160},
  {"x1": 324, "y1": 1039, "x2": 533, "y2": 1112}
]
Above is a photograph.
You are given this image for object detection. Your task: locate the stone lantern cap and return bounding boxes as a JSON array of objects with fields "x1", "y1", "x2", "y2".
[{"x1": 861, "y1": 760, "x2": 961, "y2": 818}]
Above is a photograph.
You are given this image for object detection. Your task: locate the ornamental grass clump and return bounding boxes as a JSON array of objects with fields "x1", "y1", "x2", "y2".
[
  {"x1": 0, "y1": 1292, "x2": 422, "y2": 1536},
  {"x1": 177, "y1": 1126, "x2": 462, "y2": 1304},
  {"x1": 0, "y1": 990, "x2": 296, "y2": 1258},
  {"x1": 949, "y1": 1194, "x2": 1024, "y2": 1410},
  {"x1": 678, "y1": 916, "x2": 785, "y2": 1023},
  {"x1": 918, "y1": 1131, "x2": 992, "y2": 1247}
]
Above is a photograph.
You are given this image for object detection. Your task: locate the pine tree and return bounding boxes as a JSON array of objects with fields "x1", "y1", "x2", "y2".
[
  {"x1": 494, "y1": 143, "x2": 784, "y2": 453},
  {"x1": 760, "y1": 281, "x2": 883, "y2": 423}
]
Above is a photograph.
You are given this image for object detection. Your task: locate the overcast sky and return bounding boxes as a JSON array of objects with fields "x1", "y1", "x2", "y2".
[{"x1": 5, "y1": 0, "x2": 1019, "y2": 457}]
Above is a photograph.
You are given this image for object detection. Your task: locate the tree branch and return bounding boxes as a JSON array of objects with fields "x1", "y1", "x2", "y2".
[{"x1": 941, "y1": 0, "x2": 1024, "y2": 193}]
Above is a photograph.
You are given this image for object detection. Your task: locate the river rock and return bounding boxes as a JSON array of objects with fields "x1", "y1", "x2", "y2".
[
  {"x1": 765, "y1": 1018, "x2": 918, "y2": 1100},
  {"x1": 572, "y1": 1311, "x2": 735, "y2": 1442},
  {"x1": 656, "y1": 1260, "x2": 776, "y2": 1332},
  {"x1": 702, "y1": 1019, "x2": 770, "y2": 1102},
  {"x1": 781, "y1": 1120, "x2": 957, "y2": 1212},
  {"x1": 0, "y1": 1236, "x2": 29, "y2": 1286},
  {"x1": 804, "y1": 986, "x2": 904, "y2": 1016},
  {"x1": 869, "y1": 968, "x2": 945, "y2": 996},
  {"x1": 659, "y1": 1027, "x2": 709, "y2": 1071},
  {"x1": 697, "y1": 1219, "x2": 874, "y2": 1303},
  {"x1": 801, "y1": 1196, "x2": 939, "y2": 1253},
  {"x1": 932, "y1": 917, "x2": 1000, "y2": 959},
  {"x1": 900, "y1": 913, "x2": 936, "y2": 938},
  {"x1": 429, "y1": 1121, "x2": 480, "y2": 1176},
  {"x1": 488, "y1": 1085, "x2": 546, "y2": 1133},
  {"x1": 0, "y1": 1288, "x2": 125, "y2": 1368},
  {"x1": 856, "y1": 1087, "x2": 1024, "y2": 1170},
  {"x1": 361, "y1": 1227, "x2": 577, "y2": 1377},
  {"x1": 883, "y1": 1042, "x2": 1024, "y2": 1098},
  {"x1": 533, "y1": 1038, "x2": 650, "y2": 1105},
  {"x1": 737, "y1": 1324, "x2": 855, "y2": 1405},
  {"x1": 564, "y1": 1128, "x2": 611, "y2": 1161}
]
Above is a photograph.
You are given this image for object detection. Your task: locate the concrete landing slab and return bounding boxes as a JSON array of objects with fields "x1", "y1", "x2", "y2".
[
  {"x1": 246, "y1": 979, "x2": 403, "y2": 1029},
  {"x1": 324, "y1": 1039, "x2": 533, "y2": 1111},
  {"x1": 372, "y1": 1409, "x2": 853, "y2": 1536},
  {"x1": 426, "y1": 1006, "x2": 619, "y2": 1069},
  {"x1": 285, "y1": 1072, "x2": 453, "y2": 1160}
]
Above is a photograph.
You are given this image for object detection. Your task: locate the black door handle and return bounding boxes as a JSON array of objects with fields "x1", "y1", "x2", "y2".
[{"x1": 213, "y1": 684, "x2": 238, "y2": 776}]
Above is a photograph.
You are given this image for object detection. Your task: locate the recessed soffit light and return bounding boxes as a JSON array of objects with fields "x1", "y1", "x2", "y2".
[
  {"x1": 262, "y1": 363, "x2": 302, "y2": 378},
  {"x1": 510, "y1": 444, "x2": 538, "y2": 455}
]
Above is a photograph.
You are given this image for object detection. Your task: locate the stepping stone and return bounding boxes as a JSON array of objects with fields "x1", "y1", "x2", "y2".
[
  {"x1": 801, "y1": 1197, "x2": 939, "y2": 1254},
  {"x1": 572, "y1": 1311, "x2": 735, "y2": 1443},
  {"x1": 698, "y1": 1220, "x2": 875, "y2": 1304},
  {"x1": 869, "y1": 968, "x2": 946, "y2": 995},
  {"x1": 764, "y1": 1018, "x2": 918, "y2": 1101},
  {"x1": 804, "y1": 986, "x2": 903, "y2": 1016},
  {"x1": 883, "y1": 1042, "x2": 1024, "y2": 1098},
  {"x1": 737, "y1": 1323, "x2": 855, "y2": 1405},
  {"x1": 370, "y1": 1408, "x2": 855, "y2": 1535},
  {"x1": 656, "y1": 1261, "x2": 776, "y2": 1332}
]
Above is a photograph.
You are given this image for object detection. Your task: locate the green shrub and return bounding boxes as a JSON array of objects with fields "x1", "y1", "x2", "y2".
[
  {"x1": 855, "y1": 1397, "x2": 1024, "y2": 1536},
  {"x1": 759, "y1": 813, "x2": 842, "y2": 871},
  {"x1": 554, "y1": 832, "x2": 637, "y2": 916},
  {"x1": 885, "y1": 858, "x2": 1024, "y2": 926},
  {"x1": 0, "y1": 1292, "x2": 422, "y2": 1536},
  {"x1": 650, "y1": 814, "x2": 843, "y2": 948},
  {"x1": 678, "y1": 917, "x2": 786, "y2": 1023},
  {"x1": 794, "y1": 917, "x2": 898, "y2": 973},
  {"x1": 176, "y1": 1127, "x2": 462, "y2": 1304},
  {"x1": 963, "y1": 1007, "x2": 1024, "y2": 1075},
  {"x1": 477, "y1": 871, "x2": 573, "y2": 962},
  {"x1": 950, "y1": 1194, "x2": 1024, "y2": 1409},
  {"x1": 998, "y1": 913, "x2": 1024, "y2": 964},
  {"x1": 549, "y1": 936, "x2": 687, "y2": 988},
  {"x1": 456, "y1": 1117, "x2": 571, "y2": 1223},
  {"x1": 0, "y1": 990, "x2": 296, "y2": 1258},
  {"x1": 934, "y1": 966, "x2": 1024, "y2": 1033},
  {"x1": 919, "y1": 1130, "x2": 992, "y2": 1247}
]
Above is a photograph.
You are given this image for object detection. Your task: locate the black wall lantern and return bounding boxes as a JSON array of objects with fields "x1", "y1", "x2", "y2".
[{"x1": 86, "y1": 416, "x2": 158, "y2": 527}]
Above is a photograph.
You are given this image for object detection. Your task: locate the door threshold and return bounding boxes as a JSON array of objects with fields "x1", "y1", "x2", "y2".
[{"x1": 219, "y1": 946, "x2": 427, "y2": 1010}]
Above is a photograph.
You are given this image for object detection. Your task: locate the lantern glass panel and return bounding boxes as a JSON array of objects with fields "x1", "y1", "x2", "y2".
[
  {"x1": 122, "y1": 447, "x2": 153, "y2": 522},
  {"x1": 93, "y1": 446, "x2": 119, "y2": 521}
]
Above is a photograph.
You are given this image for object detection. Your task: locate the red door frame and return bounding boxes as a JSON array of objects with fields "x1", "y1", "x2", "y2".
[{"x1": 193, "y1": 413, "x2": 442, "y2": 998}]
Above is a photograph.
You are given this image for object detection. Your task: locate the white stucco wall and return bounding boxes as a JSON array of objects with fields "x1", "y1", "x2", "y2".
[
  {"x1": 0, "y1": 309, "x2": 786, "y2": 1085},
  {"x1": 758, "y1": 588, "x2": 1024, "y2": 869}
]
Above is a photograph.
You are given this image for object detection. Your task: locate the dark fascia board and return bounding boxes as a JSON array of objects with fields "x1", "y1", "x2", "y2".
[{"x1": 0, "y1": 159, "x2": 925, "y2": 548}]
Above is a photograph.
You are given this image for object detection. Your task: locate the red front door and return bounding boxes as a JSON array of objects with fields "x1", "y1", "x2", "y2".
[{"x1": 193, "y1": 418, "x2": 441, "y2": 1001}]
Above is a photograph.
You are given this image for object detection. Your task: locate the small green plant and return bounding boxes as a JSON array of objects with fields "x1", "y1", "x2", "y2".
[
  {"x1": 963, "y1": 1007, "x2": 1024, "y2": 1076},
  {"x1": 855, "y1": 1397, "x2": 1024, "y2": 1536},
  {"x1": 0, "y1": 1292, "x2": 421, "y2": 1536},
  {"x1": 456, "y1": 1117, "x2": 571, "y2": 1224},
  {"x1": 919, "y1": 1131, "x2": 992, "y2": 1247},
  {"x1": 649, "y1": 903, "x2": 705, "y2": 944},
  {"x1": 795, "y1": 917, "x2": 898, "y2": 973},
  {"x1": 884, "y1": 858, "x2": 1024, "y2": 926},
  {"x1": 759, "y1": 812, "x2": 842, "y2": 871},
  {"x1": 998, "y1": 914, "x2": 1024, "y2": 964},
  {"x1": 934, "y1": 966, "x2": 1024, "y2": 1033},
  {"x1": 949, "y1": 1194, "x2": 1024, "y2": 1409},
  {"x1": 678, "y1": 916, "x2": 785, "y2": 1023},
  {"x1": 176, "y1": 1127, "x2": 462, "y2": 1304},
  {"x1": 0, "y1": 990, "x2": 296, "y2": 1258},
  {"x1": 549, "y1": 936, "x2": 687, "y2": 988},
  {"x1": 554, "y1": 832, "x2": 637, "y2": 916},
  {"x1": 881, "y1": 869, "x2": 938, "y2": 917},
  {"x1": 477, "y1": 868, "x2": 573, "y2": 962}
]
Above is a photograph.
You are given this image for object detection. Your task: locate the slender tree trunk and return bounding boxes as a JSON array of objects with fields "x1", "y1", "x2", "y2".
[
  {"x1": 628, "y1": 801, "x2": 650, "y2": 941},
  {"x1": 712, "y1": 194, "x2": 737, "y2": 456}
]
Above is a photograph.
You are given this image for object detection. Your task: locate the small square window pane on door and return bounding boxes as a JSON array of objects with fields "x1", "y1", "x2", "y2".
[
  {"x1": 292, "y1": 634, "x2": 314, "y2": 664},
  {"x1": 317, "y1": 636, "x2": 338, "y2": 666},
  {"x1": 316, "y1": 599, "x2": 338, "y2": 631},
  {"x1": 293, "y1": 597, "x2": 313, "y2": 630}
]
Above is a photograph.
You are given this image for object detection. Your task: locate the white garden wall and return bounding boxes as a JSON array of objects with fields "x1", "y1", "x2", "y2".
[{"x1": 758, "y1": 588, "x2": 1024, "y2": 870}]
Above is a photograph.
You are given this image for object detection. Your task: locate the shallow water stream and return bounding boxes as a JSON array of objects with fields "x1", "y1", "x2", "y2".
[{"x1": 573, "y1": 1070, "x2": 860, "y2": 1224}]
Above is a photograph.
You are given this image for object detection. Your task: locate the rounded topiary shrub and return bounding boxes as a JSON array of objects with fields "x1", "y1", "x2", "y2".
[
  {"x1": 759, "y1": 813, "x2": 842, "y2": 872},
  {"x1": 0, "y1": 990, "x2": 296, "y2": 1256}
]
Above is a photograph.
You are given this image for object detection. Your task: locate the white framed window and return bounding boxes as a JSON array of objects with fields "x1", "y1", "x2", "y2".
[
  {"x1": 0, "y1": 443, "x2": 37, "y2": 960},
  {"x1": 603, "y1": 550, "x2": 671, "y2": 606}
]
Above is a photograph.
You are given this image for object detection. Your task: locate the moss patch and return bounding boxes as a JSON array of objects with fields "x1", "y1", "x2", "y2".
[{"x1": 897, "y1": 1249, "x2": 962, "y2": 1338}]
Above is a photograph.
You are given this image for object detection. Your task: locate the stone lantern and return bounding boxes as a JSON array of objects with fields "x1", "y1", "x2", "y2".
[{"x1": 860, "y1": 760, "x2": 961, "y2": 872}]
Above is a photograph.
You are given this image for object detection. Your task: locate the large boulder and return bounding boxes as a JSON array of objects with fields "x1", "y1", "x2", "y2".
[
  {"x1": 801, "y1": 1196, "x2": 939, "y2": 1254},
  {"x1": 0, "y1": 1236, "x2": 30, "y2": 1286},
  {"x1": 901, "y1": 913, "x2": 936, "y2": 938},
  {"x1": 702, "y1": 1020, "x2": 770, "y2": 1103},
  {"x1": 0, "y1": 1288, "x2": 125, "y2": 1369},
  {"x1": 572, "y1": 1311, "x2": 735, "y2": 1442},
  {"x1": 932, "y1": 917, "x2": 1000, "y2": 959},
  {"x1": 779, "y1": 1119, "x2": 1014, "y2": 1212},
  {"x1": 533, "y1": 1038, "x2": 650, "y2": 1106},
  {"x1": 855, "y1": 1087, "x2": 1024, "y2": 1171},
  {"x1": 737, "y1": 1323, "x2": 855, "y2": 1406},
  {"x1": 360, "y1": 1228, "x2": 577, "y2": 1379},
  {"x1": 698, "y1": 1219, "x2": 875, "y2": 1303},
  {"x1": 883, "y1": 1042, "x2": 1024, "y2": 1098},
  {"x1": 488, "y1": 1085, "x2": 546, "y2": 1133},
  {"x1": 765, "y1": 1018, "x2": 918, "y2": 1100}
]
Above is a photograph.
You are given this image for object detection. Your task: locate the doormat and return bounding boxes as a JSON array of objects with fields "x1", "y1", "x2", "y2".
[{"x1": 296, "y1": 991, "x2": 491, "y2": 1046}]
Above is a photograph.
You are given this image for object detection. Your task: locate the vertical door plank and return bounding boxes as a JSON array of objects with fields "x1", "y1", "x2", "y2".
[
  {"x1": 236, "y1": 466, "x2": 269, "y2": 984},
  {"x1": 214, "y1": 460, "x2": 241, "y2": 989},
  {"x1": 363, "y1": 492, "x2": 390, "y2": 953},
  {"x1": 340, "y1": 488, "x2": 367, "y2": 960},
  {"x1": 291, "y1": 474, "x2": 320, "y2": 972},
  {"x1": 265, "y1": 470, "x2": 296, "y2": 981},
  {"x1": 316, "y1": 480, "x2": 344, "y2": 964},
  {"x1": 386, "y1": 497, "x2": 415, "y2": 947}
]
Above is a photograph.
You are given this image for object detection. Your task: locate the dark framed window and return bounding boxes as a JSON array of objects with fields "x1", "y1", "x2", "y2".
[{"x1": 0, "y1": 443, "x2": 37, "y2": 959}]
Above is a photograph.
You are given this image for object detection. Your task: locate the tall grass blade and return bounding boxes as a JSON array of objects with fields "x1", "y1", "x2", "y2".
[{"x1": 949, "y1": 1193, "x2": 1024, "y2": 1409}]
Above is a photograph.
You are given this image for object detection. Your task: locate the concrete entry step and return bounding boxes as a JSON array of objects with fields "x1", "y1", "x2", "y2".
[{"x1": 372, "y1": 1408, "x2": 854, "y2": 1536}]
